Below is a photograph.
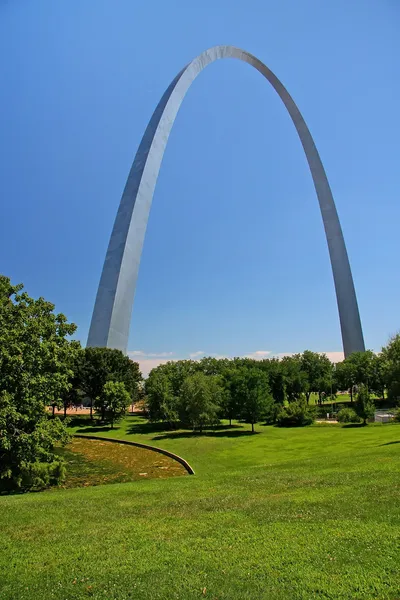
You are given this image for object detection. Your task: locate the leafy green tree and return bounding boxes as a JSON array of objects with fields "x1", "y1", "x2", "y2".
[
  {"x1": 180, "y1": 373, "x2": 221, "y2": 433},
  {"x1": 382, "y1": 334, "x2": 400, "y2": 401},
  {"x1": 300, "y1": 351, "x2": 332, "y2": 404},
  {"x1": 355, "y1": 384, "x2": 375, "y2": 425},
  {"x1": 267, "y1": 359, "x2": 285, "y2": 405},
  {"x1": 145, "y1": 370, "x2": 179, "y2": 427},
  {"x1": 0, "y1": 276, "x2": 77, "y2": 491},
  {"x1": 219, "y1": 368, "x2": 242, "y2": 425},
  {"x1": 276, "y1": 399, "x2": 316, "y2": 427},
  {"x1": 234, "y1": 368, "x2": 274, "y2": 433},
  {"x1": 95, "y1": 381, "x2": 131, "y2": 428},
  {"x1": 281, "y1": 356, "x2": 309, "y2": 402},
  {"x1": 347, "y1": 351, "x2": 375, "y2": 387},
  {"x1": 60, "y1": 346, "x2": 84, "y2": 417},
  {"x1": 369, "y1": 353, "x2": 387, "y2": 400},
  {"x1": 149, "y1": 360, "x2": 199, "y2": 400},
  {"x1": 334, "y1": 359, "x2": 357, "y2": 402},
  {"x1": 79, "y1": 347, "x2": 142, "y2": 419}
]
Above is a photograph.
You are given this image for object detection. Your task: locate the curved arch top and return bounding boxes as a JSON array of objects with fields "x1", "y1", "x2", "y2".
[{"x1": 87, "y1": 45, "x2": 365, "y2": 357}]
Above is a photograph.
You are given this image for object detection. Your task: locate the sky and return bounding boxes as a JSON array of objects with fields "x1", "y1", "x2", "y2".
[{"x1": 1, "y1": 1, "x2": 399, "y2": 376}]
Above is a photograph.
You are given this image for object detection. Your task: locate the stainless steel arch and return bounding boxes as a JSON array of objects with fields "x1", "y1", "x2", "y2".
[{"x1": 87, "y1": 45, "x2": 365, "y2": 357}]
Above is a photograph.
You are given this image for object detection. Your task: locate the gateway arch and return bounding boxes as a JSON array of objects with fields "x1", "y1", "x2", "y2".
[{"x1": 87, "y1": 45, "x2": 365, "y2": 358}]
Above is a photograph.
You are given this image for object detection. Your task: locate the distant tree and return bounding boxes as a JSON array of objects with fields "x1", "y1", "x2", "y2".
[
  {"x1": 334, "y1": 359, "x2": 357, "y2": 402},
  {"x1": 300, "y1": 351, "x2": 332, "y2": 404},
  {"x1": 145, "y1": 370, "x2": 179, "y2": 427},
  {"x1": 276, "y1": 399, "x2": 316, "y2": 427},
  {"x1": 60, "y1": 346, "x2": 84, "y2": 418},
  {"x1": 95, "y1": 381, "x2": 131, "y2": 428},
  {"x1": 266, "y1": 359, "x2": 285, "y2": 405},
  {"x1": 381, "y1": 334, "x2": 400, "y2": 401},
  {"x1": 281, "y1": 356, "x2": 309, "y2": 402},
  {"x1": 180, "y1": 373, "x2": 221, "y2": 433},
  {"x1": 150, "y1": 360, "x2": 199, "y2": 399},
  {"x1": 369, "y1": 353, "x2": 387, "y2": 400},
  {"x1": 355, "y1": 385, "x2": 375, "y2": 425},
  {"x1": 79, "y1": 347, "x2": 142, "y2": 419},
  {"x1": 234, "y1": 368, "x2": 274, "y2": 433},
  {"x1": 0, "y1": 275, "x2": 77, "y2": 491},
  {"x1": 221, "y1": 368, "x2": 243, "y2": 425}
]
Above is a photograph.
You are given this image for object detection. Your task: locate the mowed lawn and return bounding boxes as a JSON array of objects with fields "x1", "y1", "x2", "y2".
[{"x1": 1, "y1": 418, "x2": 399, "y2": 600}]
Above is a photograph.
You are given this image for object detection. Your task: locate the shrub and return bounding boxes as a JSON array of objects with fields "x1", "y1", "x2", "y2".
[
  {"x1": 337, "y1": 407, "x2": 361, "y2": 423},
  {"x1": 276, "y1": 400, "x2": 316, "y2": 427},
  {"x1": 20, "y1": 461, "x2": 66, "y2": 490}
]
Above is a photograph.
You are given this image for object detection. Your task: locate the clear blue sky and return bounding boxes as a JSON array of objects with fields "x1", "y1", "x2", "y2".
[{"x1": 1, "y1": 1, "x2": 399, "y2": 373}]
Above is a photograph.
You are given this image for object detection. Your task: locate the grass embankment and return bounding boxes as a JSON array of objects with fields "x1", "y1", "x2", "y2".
[
  {"x1": 1, "y1": 417, "x2": 399, "y2": 599},
  {"x1": 55, "y1": 437, "x2": 187, "y2": 488}
]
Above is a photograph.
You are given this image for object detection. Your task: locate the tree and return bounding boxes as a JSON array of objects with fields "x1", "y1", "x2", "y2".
[
  {"x1": 276, "y1": 399, "x2": 316, "y2": 427},
  {"x1": 281, "y1": 356, "x2": 309, "y2": 403},
  {"x1": 300, "y1": 351, "x2": 332, "y2": 404},
  {"x1": 0, "y1": 276, "x2": 77, "y2": 491},
  {"x1": 369, "y1": 353, "x2": 387, "y2": 400},
  {"x1": 355, "y1": 384, "x2": 375, "y2": 425},
  {"x1": 180, "y1": 373, "x2": 221, "y2": 433},
  {"x1": 381, "y1": 334, "x2": 400, "y2": 401},
  {"x1": 60, "y1": 346, "x2": 84, "y2": 418},
  {"x1": 79, "y1": 347, "x2": 142, "y2": 419},
  {"x1": 334, "y1": 359, "x2": 357, "y2": 402},
  {"x1": 94, "y1": 381, "x2": 131, "y2": 428},
  {"x1": 347, "y1": 351, "x2": 375, "y2": 388},
  {"x1": 145, "y1": 370, "x2": 179, "y2": 427},
  {"x1": 234, "y1": 368, "x2": 273, "y2": 433},
  {"x1": 266, "y1": 359, "x2": 285, "y2": 405}
]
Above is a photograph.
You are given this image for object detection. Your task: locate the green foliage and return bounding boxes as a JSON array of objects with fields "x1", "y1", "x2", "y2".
[
  {"x1": 79, "y1": 347, "x2": 142, "y2": 418},
  {"x1": 0, "y1": 275, "x2": 76, "y2": 491},
  {"x1": 180, "y1": 373, "x2": 222, "y2": 432},
  {"x1": 234, "y1": 368, "x2": 274, "y2": 432},
  {"x1": 300, "y1": 350, "x2": 333, "y2": 403},
  {"x1": 337, "y1": 407, "x2": 361, "y2": 423},
  {"x1": 94, "y1": 381, "x2": 131, "y2": 428},
  {"x1": 382, "y1": 334, "x2": 400, "y2": 401},
  {"x1": 281, "y1": 355, "x2": 309, "y2": 402},
  {"x1": 276, "y1": 399, "x2": 316, "y2": 427},
  {"x1": 355, "y1": 384, "x2": 375, "y2": 425},
  {"x1": 145, "y1": 370, "x2": 179, "y2": 426}
]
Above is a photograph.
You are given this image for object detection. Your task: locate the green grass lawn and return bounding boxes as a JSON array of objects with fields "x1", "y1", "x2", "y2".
[{"x1": 1, "y1": 417, "x2": 399, "y2": 599}]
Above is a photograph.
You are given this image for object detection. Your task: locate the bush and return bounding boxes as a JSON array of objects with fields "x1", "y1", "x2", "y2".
[
  {"x1": 20, "y1": 461, "x2": 66, "y2": 490},
  {"x1": 276, "y1": 400, "x2": 316, "y2": 427},
  {"x1": 337, "y1": 407, "x2": 361, "y2": 423}
]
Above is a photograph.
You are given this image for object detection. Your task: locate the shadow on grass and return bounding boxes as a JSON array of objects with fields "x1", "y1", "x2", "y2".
[
  {"x1": 342, "y1": 423, "x2": 366, "y2": 429},
  {"x1": 75, "y1": 426, "x2": 119, "y2": 434},
  {"x1": 67, "y1": 416, "x2": 92, "y2": 428},
  {"x1": 126, "y1": 417, "x2": 258, "y2": 439},
  {"x1": 380, "y1": 440, "x2": 400, "y2": 446},
  {"x1": 127, "y1": 419, "x2": 169, "y2": 436},
  {"x1": 153, "y1": 429, "x2": 259, "y2": 440}
]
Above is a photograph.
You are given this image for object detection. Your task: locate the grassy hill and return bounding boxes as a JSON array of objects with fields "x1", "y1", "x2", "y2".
[{"x1": 1, "y1": 418, "x2": 399, "y2": 599}]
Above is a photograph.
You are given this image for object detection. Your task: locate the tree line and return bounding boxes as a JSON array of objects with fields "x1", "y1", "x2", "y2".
[{"x1": 144, "y1": 342, "x2": 400, "y2": 431}]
